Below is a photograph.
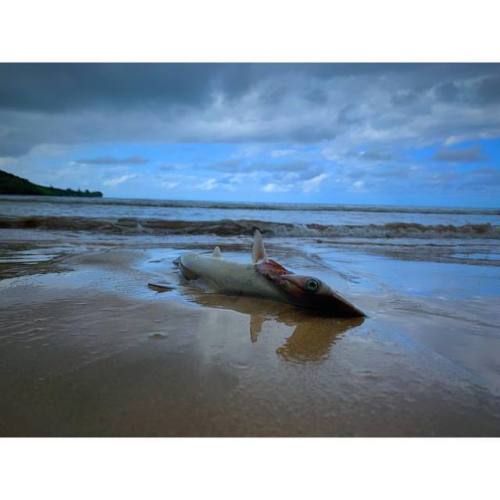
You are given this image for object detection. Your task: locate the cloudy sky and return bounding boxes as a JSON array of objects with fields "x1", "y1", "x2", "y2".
[{"x1": 1, "y1": 63, "x2": 499, "y2": 207}]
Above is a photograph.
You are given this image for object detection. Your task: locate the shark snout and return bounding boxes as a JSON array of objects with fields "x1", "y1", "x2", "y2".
[{"x1": 278, "y1": 274, "x2": 365, "y2": 317}]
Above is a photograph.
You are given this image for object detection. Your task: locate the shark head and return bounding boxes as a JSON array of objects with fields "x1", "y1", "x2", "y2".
[
  {"x1": 252, "y1": 229, "x2": 365, "y2": 317},
  {"x1": 273, "y1": 273, "x2": 365, "y2": 317}
]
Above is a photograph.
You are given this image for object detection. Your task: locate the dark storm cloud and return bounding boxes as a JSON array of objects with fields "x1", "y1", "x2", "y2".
[
  {"x1": 433, "y1": 145, "x2": 487, "y2": 163},
  {"x1": 476, "y1": 76, "x2": 500, "y2": 104},
  {"x1": 434, "y1": 81, "x2": 461, "y2": 103},
  {"x1": 1, "y1": 63, "x2": 496, "y2": 113},
  {"x1": 75, "y1": 155, "x2": 149, "y2": 165},
  {"x1": 1, "y1": 63, "x2": 500, "y2": 157},
  {"x1": 391, "y1": 88, "x2": 425, "y2": 106},
  {"x1": 433, "y1": 73, "x2": 500, "y2": 106},
  {"x1": 0, "y1": 64, "x2": 220, "y2": 112},
  {"x1": 0, "y1": 63, "x2": 346, "y2": 113}
]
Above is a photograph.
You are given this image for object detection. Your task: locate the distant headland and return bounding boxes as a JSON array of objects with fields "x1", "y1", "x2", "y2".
[{"x1": 0, "y1": 169, "x2": 103, "y2": 198}]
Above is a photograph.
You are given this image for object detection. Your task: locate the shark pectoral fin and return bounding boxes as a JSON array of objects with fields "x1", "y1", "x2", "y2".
[
  {"x1": 178, "y1": 260, "x2": 199, "y2": 280},
  {"x1": 252, "y1": 229, "x2": 268, "y2": 263},
  {"x1": 148, "y1": 282, "x2": 175, "y2": 293},
  {"x1": 212, "y1": 246, "x2": 222, "y2": 258}
]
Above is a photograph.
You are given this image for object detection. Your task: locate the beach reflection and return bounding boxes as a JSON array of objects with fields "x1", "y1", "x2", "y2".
[
  {"x1": 275, "y1": 316, "x2": 364, "y2": 362},
  {"x1": 184, "y1": 289, "x2": 364, "y2": 362}
]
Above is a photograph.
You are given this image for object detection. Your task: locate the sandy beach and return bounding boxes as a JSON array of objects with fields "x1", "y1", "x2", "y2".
[{"x1": 1, "y1": 209, "x2": 500, "y2": 436}]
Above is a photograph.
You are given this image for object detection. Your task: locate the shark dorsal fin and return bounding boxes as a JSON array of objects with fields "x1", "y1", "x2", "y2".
[
  {"x1": 213, "y1": 246, "x2": 222, "y2": 258},
  {"x1": 252, "y1": 229, "x2": 268, "y2": 263}
]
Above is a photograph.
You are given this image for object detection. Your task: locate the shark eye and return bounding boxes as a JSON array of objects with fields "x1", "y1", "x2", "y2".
[{"x1": 305, "y1": 278, "x2": 320, "y2": 293}]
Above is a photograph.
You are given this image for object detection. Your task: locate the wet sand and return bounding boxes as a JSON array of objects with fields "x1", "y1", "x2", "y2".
[{"x1": 1, "y1": 236, "x2": 500, "y2": 436}]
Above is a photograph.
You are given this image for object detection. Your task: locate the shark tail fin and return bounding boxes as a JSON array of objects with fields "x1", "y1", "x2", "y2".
[
  {"x1": 252, "y1": 229, "x2": 268, "y2": 263},
  {"x1": 212, "y1": 246, "x2": 222, "y2": 258}
]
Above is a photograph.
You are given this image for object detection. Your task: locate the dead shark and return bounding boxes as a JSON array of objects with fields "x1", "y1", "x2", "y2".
[{"x1": 166, "y1": 230, "x2": 365, "y2": 317}]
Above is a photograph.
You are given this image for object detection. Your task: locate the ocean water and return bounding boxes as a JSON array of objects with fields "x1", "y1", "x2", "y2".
[
  {"x1": 1, "y1": 195, "x2": 500, "y2": 224},
  {"x1": 1, "y1": 195, "x2": 500, "y2": 240},
  {"x1": 1, "y1": 195, "x2": 500, "y2": 270}
]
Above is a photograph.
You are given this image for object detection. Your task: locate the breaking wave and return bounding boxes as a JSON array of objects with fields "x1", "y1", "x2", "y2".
[{"x1": 1, "y1": 215, "x2": 499, "y2": 239}]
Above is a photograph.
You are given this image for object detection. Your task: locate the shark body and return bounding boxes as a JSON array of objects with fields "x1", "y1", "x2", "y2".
[
  {"x1": 173, "y1": 230, "x2": 365, "y2": 317},
  {"x1": 179, "y1": 252, "x2": 285, "y2": 302}
]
